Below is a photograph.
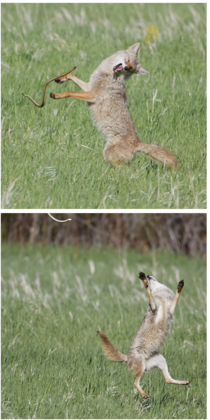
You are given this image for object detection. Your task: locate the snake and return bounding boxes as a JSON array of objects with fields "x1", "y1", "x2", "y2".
[{"x1": 21, "y1": 66, "x2": 76, "y2": 108}]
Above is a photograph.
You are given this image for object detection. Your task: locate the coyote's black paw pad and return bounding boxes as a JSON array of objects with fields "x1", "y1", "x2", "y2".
[
  {"x1": 177, "y1": 280, "x2": 184, "y2": 293},
  {"x1": 139, "y1": 272, "x2": 146, "y2": 280}
]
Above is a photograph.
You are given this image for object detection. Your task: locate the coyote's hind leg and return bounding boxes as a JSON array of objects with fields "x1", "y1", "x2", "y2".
[
  {"x1": 133, "y1": 360, "x2": 148, "y2": 399},
  {"x1": 169, "y1": 280, "x2": 184, "y2": 315},
  {"x1": 146, "y1": 353, "x2": 190, "y2": 385},
  {"x1": 139, "y1": 272, "x2": 157, "y2": 312},
  {"x1": 134, "y1": 373, "x2": 148, "y2": 399}
]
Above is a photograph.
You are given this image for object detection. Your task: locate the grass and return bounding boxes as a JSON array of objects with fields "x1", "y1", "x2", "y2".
[
  {"x1": 1, "y1": 3, "x2": 206, "y2": 209},
  {"x1": 1, "y1": 243, "x2": 206, "y2": 419}
]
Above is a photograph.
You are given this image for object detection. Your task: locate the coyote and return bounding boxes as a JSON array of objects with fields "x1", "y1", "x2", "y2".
[
  {"x1": 49, "y1": 43, "x2": 178, "y2": 168},
  {"x1": 98, "y1": 272, "x2": 189, "y2": 398}
]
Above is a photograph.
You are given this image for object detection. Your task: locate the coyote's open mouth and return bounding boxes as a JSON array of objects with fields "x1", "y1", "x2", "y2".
[{"x1": 113, "y1": 63, "x2": 123, "y2": 72}]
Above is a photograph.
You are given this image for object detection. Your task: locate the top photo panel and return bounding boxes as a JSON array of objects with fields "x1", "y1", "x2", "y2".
[{"x1": 1, "y1": 3, "x2": 206, "y2": 210}]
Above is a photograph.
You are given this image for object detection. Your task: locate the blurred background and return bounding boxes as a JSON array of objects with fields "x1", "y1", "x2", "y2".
[{"x1": 1, "y1": 213, "x2": 206, "y2": 257}]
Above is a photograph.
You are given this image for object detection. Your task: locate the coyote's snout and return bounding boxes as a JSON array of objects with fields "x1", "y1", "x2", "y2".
[
  {"x1": 22, "y1": 43, "x2": 178, "y2": 169},
  {"x1": 98, "y1": 271, "x2": 189, "y2": 399}
]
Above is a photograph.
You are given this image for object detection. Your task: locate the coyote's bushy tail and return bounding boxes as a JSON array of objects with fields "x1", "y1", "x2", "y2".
[
  {"x1": 97, "y1": 332, "x2": 128, "y2": 363},
  {"x1": 135, "y1": 142, "x2": 178, "y2": 169}
]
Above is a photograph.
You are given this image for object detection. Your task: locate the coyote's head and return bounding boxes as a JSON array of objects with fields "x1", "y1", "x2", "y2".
[
  {"x1": 139, "y1": 272, "x2": 171, "y2": 294},
  {"x1": 113, "y1": 43, "x2": 149, "y2": 79}
]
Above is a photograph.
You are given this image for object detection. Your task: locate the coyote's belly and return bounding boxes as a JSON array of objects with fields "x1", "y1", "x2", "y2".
[
  {"x1": 127, "y1": 312, "x2": 173, "y2": 375},
  {"x1": 90, "y1": 95, "x2": 138, "y2": 141},
  {"x1": 128, "y1": 299, "x2": 173, "y2": 363},
  {"x1": 88, "y1": 77, "x2": 139, "y2": 144}
]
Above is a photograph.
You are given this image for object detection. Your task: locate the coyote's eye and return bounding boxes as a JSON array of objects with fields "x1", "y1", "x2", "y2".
[{"x1": 124, "y1": 58, "x2": 133, "y2": 72}]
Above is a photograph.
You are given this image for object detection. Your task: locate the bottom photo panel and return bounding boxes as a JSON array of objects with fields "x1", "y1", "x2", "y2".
[{"x1": 1, "y1": 213, "x2": 206, "y2": 419}]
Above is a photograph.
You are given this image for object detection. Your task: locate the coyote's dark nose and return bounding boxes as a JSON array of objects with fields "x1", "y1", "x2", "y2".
[{"x1": 147, "y1": 275, "x2": 157, "y2": 282}]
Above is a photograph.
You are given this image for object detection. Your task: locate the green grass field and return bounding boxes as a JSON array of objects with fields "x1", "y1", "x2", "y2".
[
  {"x1": 1, "y1": 243, "x2": 206, "y2": 418},
  {"x1": 1, "y1": 3, "x2": 206, "y2": 209}
]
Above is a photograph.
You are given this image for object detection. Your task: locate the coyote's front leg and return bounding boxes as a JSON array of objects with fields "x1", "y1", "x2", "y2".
[
  {"x1": 139, "y1": 272, "x2": 157, "y2": 312},
  {"x1": 169, "y1": 280, "x2": 184, "y2": 315},
  {"x1": 54, "y1": 74, "x2": 90, "y2": 92},
  {"x1": 50, "y1": 90, "x2": 96, "y2": 103},
  {"x1": 50, "y1": 72, "x2": 94, "y2": 102}
]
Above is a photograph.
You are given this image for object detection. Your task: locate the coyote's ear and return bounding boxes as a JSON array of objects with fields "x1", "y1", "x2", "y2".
[
  {"x1": 128, "y1": 43, "x2": 141, "y2": 56},
  {"x1": 137, "y1": 63, "x2": 149, "y2": 75}
]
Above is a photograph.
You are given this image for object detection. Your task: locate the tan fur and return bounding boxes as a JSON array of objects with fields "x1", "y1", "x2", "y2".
[
  {"x1": 97, "y1": 332, "x2": 127, "y2": 363},
  {"x1": 50, "y1": 43, "x2": 178, "y2": 169},
  {"x1": 98, "y1": 272, "x2": 189, "y2": 399}
]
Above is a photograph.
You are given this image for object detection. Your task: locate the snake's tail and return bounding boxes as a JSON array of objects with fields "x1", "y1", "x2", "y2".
[{"x1": 21, "y1": 93, "x2": 45, "y2": 108}]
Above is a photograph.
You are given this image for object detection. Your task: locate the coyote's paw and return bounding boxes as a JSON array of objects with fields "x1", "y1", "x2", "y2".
[
  {"x1": 54, "y1": 78, "x2": 63, "y2": 84},
  {"x1": 139, "y1": 272, "x2": 148, "y2": 288},
  {"x1": 50, "y1": 92, "x2": 56, "y2": 99},
  {"x1": 177, "y1": 280, "x2": 184, "y2": 293}
]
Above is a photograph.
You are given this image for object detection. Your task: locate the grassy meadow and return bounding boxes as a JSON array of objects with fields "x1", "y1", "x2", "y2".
[
  {"x1": 1, "y1": 3, "x2": 206, "y2": 209},
  {"x1": 1, "y1": 243, "x2": 206, "y2": 418}
]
